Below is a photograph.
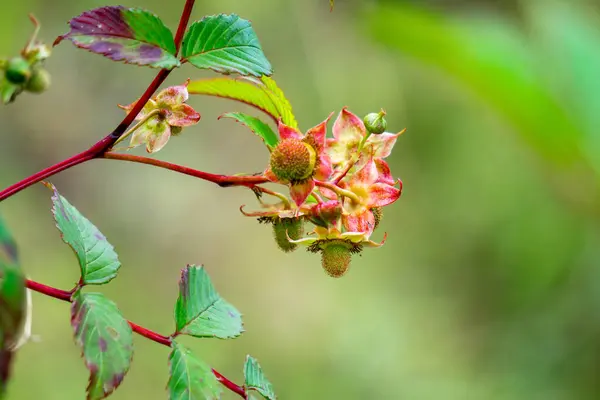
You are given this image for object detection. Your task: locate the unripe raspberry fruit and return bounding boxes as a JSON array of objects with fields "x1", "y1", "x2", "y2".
[
  {"x1": 270, "y1": 139, "x2": 316, "y2": 182},
  {"x1": 5, "y1": 57, "x2": 31, "y2": 84},
  {"x1": 24, "y1": 68, "x2": 50, "y2": 93},
  {"x1": 363, "y1": 110, "x2": 387, "y2": 135},
  {"x1": 272, "y1": 217, "x2": 304, "y2": 253},
  {"x1": 321, "y1": 240, "x2": 353, "y2": 278}
]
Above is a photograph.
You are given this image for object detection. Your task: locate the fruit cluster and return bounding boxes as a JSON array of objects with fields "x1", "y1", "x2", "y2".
[{"x1": 244, "y1": 108, "x2": 404, "y2": 277}]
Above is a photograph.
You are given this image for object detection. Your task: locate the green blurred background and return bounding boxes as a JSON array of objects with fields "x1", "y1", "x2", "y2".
[{"x1": 2, "y1": 0, "x2": 600, "y2": 398}]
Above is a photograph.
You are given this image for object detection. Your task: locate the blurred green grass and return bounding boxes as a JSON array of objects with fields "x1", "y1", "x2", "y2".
[{"x1": 2, "y1": 0, "x2": 600, "y2": 399}]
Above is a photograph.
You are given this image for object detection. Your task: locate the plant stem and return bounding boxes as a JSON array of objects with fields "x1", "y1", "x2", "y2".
[
  {"x1": 213, "y1": 368, "x2": 248, "y2": 399},
  {"x1": 315, "y1": 180, "x2": 361, "y2": 203},
  {"x1": 0, "y1": 0, "x2": 197, "y2": 203},
  {"x1": 102, "y1": 153, "x2": 269, "y2": 187},
  {"x1": 25, "y1": 277, "x2": 247, "y2": 398}
]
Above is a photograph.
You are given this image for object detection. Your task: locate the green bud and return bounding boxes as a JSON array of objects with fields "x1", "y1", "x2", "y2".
[
  {"x1": 24, "y1": 68, "x2": 50, "y2": 93},
  {"x1": 5, "y1": 57, "x2": 31, "y2": 85},
  {"x1": 363, "y1": 109, "x2": 388, "y2": 135}
]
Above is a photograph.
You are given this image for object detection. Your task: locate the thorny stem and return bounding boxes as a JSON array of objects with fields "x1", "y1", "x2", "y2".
[
  {"x1": 0, "y1": 0, "x2": 196, "y2": 203},
  {"x1": 25, "y1": 277, "x2": 247, "y2": 398},
  {"x1": 102, "y1": 153, "x2": 270, "y2": 187},
  {"x1": 315, "y1": 180, "x2": 361, "y2": 203},
  {"x1": 113, "y1": 109, "x2": 162, "y2": 147}
]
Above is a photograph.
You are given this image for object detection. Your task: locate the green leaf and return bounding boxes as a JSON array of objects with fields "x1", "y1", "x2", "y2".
[
  {"x1": 71, "y1": 292, "x2": 133, "y2": 400},
  {"x1": 0, "y1": 262, "x2": 25, "y2": 396},
  {"x1": 0, "y1": 215, "x2": 25, "y2": 395},
  {"x1": 0, "y1": 215, "x2": 17, "y2": 265},
  {"x1": 187, "y1": 76, "x2": 297, "y2": 128},
  {"x1": 167, "y1": 341, "x2": 222, "y2": 400},
  {"x1": 244, "y1": 355, "x2": 276, "y2": 400},
  {"x1": 181, "y1": 14, "x2": 272, "y2": 77},
  {"x1": 55, "y1": 6, "x2": 179, "y2": 69},
  {"x1": 174, "y1": 265, "x2": 243, "y2": 339},
  {"x1": 260, "y1": 76, "x2": 297, "y2": 129},
  {"x1": 49, "y1": 184, "x2": 121, "y2": 285},
  {"x1": 219, "y1": 112, "x2": 278, "y2": 149},
  {"x1": 0, "y1": 78, "x2": 20, "y2": 105}
]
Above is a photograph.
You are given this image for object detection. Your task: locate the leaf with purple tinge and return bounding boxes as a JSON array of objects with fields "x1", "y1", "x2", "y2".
[
  {"x1": 55, "y1": 6, "x2": 179, "y2": 69},
  {"x1": 48, "y1": 183, "x2": 121, "y2": 285},
  {"x1": 174, "y1": 265, "x2": 243, "y2": 339},
  {"x1": 71, "y1": 292, "x2": 133, "y2": 400}
]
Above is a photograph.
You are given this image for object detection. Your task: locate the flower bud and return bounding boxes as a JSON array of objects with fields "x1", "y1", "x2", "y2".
[
  {"x1": 5, "y1": 57, "x2": 31, "y2": 84},
  {"x1": 272, "y1": 217, "x2": 304, "y2": 253},
  {"x1": 363, "y1": 109, "x2": 387, "y2": 135},
  {"x1": 24, "y1": 68, "x2": 50, "y2": 93}
]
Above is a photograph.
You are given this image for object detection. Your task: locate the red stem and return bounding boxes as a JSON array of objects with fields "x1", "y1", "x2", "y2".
[
  {"x1": 213, "y1": 368, "x2": 248, "y2": 399},
  {"x1": 25, "y1": 278, "x2": 246, "y2": 398},
  {"x1": 173, "y1": 0, "x2": 196, "y2": 53},
  {"x1": 102, "y1": 153, "x2": 269, "y2": 187},
  {"x1": 0, "y1": 0, "x2": 197, "y2": 203}
]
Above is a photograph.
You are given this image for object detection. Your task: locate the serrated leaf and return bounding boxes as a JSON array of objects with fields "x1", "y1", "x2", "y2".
[
  {"x1": 219, "y1": 112, "x2": 278, "y2": 149},
  {"x1": 187, "y1": 76, "x2": 297, "y2": 128},
  {"x1": 71, "y1": 292, "x2": 133, "y2": 400},
  {"x1": 260, "y1": 77, "x2": 297, "y2": 129},
  {"x1": 49, "y1": 184, "x2": 120, "y2": 285},
  {"x1": 167, "y1": 341, "x2": 222, "y2": 400},
  {"x1": 55, "y1": 6, "x2": 179, "y2": 69},
  {"x1": 244, "y1": 355, "x2": 276, "y2": 400},
  {"x1": 181, "y1": 14, "x2": 272, "y2": 77},
  {"x1": 174, "y1": 265, "x2": 242, "y2": 339}
]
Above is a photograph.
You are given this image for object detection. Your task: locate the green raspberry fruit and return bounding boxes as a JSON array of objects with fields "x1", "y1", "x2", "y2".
[{"x1": 272, "y1": 217, "x2": 304, "y2": 253}]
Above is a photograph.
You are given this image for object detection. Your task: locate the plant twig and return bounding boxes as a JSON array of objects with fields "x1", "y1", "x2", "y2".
[
  {"x1": 0, "y1": 0, "x2": 196, "y2": 202},
  {"x1": 102, "y1": 153, "x2": 269, "y2": 187},
  {"x1": 25, "y1": 277, "x2": 247, "y2": 398},
  {"x1": 315, "y1": 180, "x2": 361, "y2": 203}
]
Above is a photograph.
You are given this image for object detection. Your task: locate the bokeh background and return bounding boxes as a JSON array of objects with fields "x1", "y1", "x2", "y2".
[{"x1": 2, "y1": 0, "x2": 600, "y2": 398}]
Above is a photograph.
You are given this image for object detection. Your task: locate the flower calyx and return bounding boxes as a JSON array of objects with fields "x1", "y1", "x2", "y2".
[{"x1": 118, "y1": 81, "x2": 200, "y2": 153}]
